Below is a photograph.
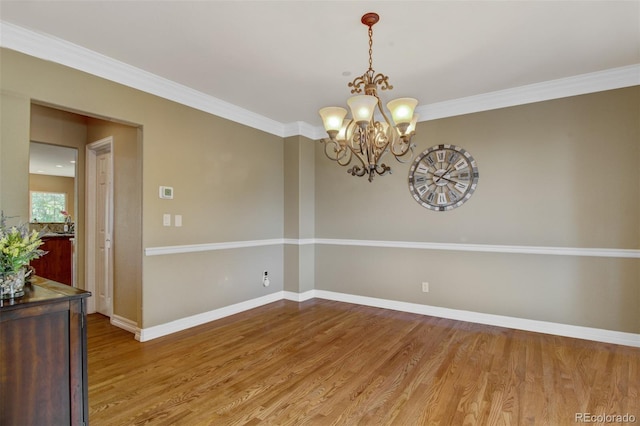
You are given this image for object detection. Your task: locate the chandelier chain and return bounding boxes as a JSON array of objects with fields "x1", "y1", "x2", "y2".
[{"x1": 368, "y1": 26, "x2": 374, "y2": 72}]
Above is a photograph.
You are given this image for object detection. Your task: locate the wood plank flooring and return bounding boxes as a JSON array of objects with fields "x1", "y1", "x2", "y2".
[{"x1": 87, "y1": 299, "x2": 639, "y2": 425}]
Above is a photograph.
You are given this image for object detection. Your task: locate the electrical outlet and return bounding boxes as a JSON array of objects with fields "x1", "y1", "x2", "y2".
[
  {"x1": 262, "y1": 270, "x2": 270, "y2": 287},
  {"x1": 422, "y1": 282, "x2": 429, "y2": 293}
]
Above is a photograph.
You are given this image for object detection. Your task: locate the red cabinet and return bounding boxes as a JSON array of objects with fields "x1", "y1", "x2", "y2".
[{"x1": 30, "y1": 235, "x2": 73, "y2": 285}]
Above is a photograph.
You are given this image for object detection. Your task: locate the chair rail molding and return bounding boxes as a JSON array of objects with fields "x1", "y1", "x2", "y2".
[{"x1": 144, "y1": 238, "x2": 640, "y2": 259}]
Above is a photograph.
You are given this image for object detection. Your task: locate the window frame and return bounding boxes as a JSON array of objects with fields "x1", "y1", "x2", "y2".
[{"x1": 30, "y1": 190, "x2": 68, "y2": 223}]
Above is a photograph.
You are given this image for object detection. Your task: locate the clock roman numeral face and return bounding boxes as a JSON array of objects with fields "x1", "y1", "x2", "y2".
[
  {"x1": 454, "y1": 158, "x2": 468, "y2": 171},
  {"x1": 454, "y1": 182, "x2": 468, "y2": 193},
  {"x1": 424, "y1": 155, "x2": 435, "y2": 167},
  {"x1": 408, "y1": 144, "x2": 479, "y2": 211},
  {"x1": 415, "y1": 175, "x2": 428, "y2": 185},
  {"x1": 416, "y1": 163, "x2": 430, "y2": 174}
]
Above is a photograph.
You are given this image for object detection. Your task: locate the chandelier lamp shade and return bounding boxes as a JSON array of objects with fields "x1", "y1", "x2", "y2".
[{"x1": 319, "y1": 12, "x2": 419, "y2": 182}]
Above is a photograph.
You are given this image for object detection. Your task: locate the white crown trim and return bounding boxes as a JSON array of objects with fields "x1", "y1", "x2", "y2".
[
  {"x1": 417, "y1": 64, "x2": 640, "y2": 121},
  {"x1": 144, "y1": 237, "x2": 640, "y2": 258},
  {"x1": 0, "y1": 21, "x2": 284, "y2": 136},
  {"x1": 1, "y1": 21, "x2": 638, "y2": 141}
]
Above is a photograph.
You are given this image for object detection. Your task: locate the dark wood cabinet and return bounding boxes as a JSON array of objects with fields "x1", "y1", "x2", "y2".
[
  {"x1": 0, "y1": 277, "x2": 90, "y2": 426},
  {"x1": 30, "y1": 235, "x2": 74, "y2": 285}
]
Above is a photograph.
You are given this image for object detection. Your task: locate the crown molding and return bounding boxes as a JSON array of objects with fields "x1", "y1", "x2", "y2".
[
  {"x1": 0, "y1": 21, "x2": 284, "y2": 136},
  {"x1": 2, "y1": 21, "x2": 638, "y2": 141},
  {"x1": 417, "y1": 64, "x2": 640, "y2": 121},
  {"x1": 282, "y1": 121, "x2": 325, "y2": 140}
]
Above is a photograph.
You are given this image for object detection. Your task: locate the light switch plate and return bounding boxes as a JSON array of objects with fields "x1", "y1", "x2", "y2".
[
  {"x1": 174, "y1": 215, "x2": 182, "y2": 227},
  {"x1": 163, "y1": 214, "x2": 171, "y2": 226}
]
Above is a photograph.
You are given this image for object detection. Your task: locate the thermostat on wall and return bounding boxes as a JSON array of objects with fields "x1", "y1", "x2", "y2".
[{"x1": 159, "y1": 186, "x2": 174, "y2": 199}]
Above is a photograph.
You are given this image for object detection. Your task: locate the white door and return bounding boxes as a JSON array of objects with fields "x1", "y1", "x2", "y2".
[
  {"x1": 95, "y1": 150, "x2": 112, "y2": 315},
  {"x1": 86, "y1": 137, "x2": 114, "y2": 316}
]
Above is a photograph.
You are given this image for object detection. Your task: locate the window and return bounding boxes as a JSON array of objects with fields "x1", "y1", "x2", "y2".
[{"x1": 30, "y1": 191, "x2": 67, "y2": 222}]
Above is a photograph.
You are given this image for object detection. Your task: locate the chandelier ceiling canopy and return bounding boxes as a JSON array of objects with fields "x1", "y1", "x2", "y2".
[{"x1": 319, "y1": 12, "x2": 419, "y2": 182}]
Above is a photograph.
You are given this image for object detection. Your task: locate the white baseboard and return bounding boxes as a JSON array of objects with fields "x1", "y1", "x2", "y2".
[
  {"x1": 312, "y1": 290, "x2": 640, "y2": 348},
  {"x1": 136, "y1": 292, "x2": 283, "y2": 342},
  {"x1": 110, "y1": 314, "x2": 139, "y2": 336},
  {"x1": 113, "y1": 290, "x2": 638, "y2": 348},
  {"x1": 283, "y1": 290, "x2": 315, "y2": 302}
]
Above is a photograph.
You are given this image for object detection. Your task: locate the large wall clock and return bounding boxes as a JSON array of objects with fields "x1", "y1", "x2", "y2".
[{"x1": 408, "y1": 144, "x2": 479, "y2": 211}]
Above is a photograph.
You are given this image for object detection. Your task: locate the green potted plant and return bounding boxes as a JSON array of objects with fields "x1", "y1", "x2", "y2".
[{"x1": 0, "y1": 212, "x2": 47, "y2": 299}]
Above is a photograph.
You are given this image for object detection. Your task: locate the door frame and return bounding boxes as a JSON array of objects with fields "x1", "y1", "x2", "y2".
[{"x1": 85, "y1": 136, "x2": 114, "y2": 316}]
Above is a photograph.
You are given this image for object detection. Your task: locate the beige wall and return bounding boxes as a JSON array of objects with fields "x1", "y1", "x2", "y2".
[
  {"x1": 314, "y1": 87, "x2": 640, "y2": 333},
  {"x1": 316, "y1": 88, "x2": 639, "y2": 248},
  {"x1": 283, "y1": 135, "x2": 315, "y2": 293},
  {"x1": 29, "y1": 173, "x2": 75, "y2": 219},
  {"x1": 1, "y1": 48, "x2": 284, "y2": 328},
  {"x1": 0, "y1": 91, "x2": 30, "y2": 219},
  {"x1": 1, "y1": 47, "x2": 637, "y2": 335},
  {"x1": 143, "y1": 246, "x2": 283, "y2": 326},
  {"x1": 315, "y1": 245, "x2": 639, "y2": 332}
]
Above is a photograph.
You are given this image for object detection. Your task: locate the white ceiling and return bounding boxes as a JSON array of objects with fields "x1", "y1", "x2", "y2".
[
  {"x1": 29, "y1": 142, "x2": 77, "y2": 178},
  {"x1": 1, "y1": 1, "x2": 639, "y2": 130}
]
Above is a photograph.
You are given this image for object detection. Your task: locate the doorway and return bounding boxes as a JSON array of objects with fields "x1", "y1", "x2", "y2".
[
  {"x1": 29, "y1": 103, "x2": 142, "y2": 329},
  {"x1": 86, "y1": 137, "x2": 114, "y2": 317}
]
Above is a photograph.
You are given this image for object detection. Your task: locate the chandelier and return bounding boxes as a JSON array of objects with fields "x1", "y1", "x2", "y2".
[{"x1": 319, "y1": 12, "x2": 419, "y2": 182}]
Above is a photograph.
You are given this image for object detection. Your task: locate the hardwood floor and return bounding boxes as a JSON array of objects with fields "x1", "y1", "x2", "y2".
[{"x1": 88, "y1": 299, "x2": 639, "y2": 425}]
